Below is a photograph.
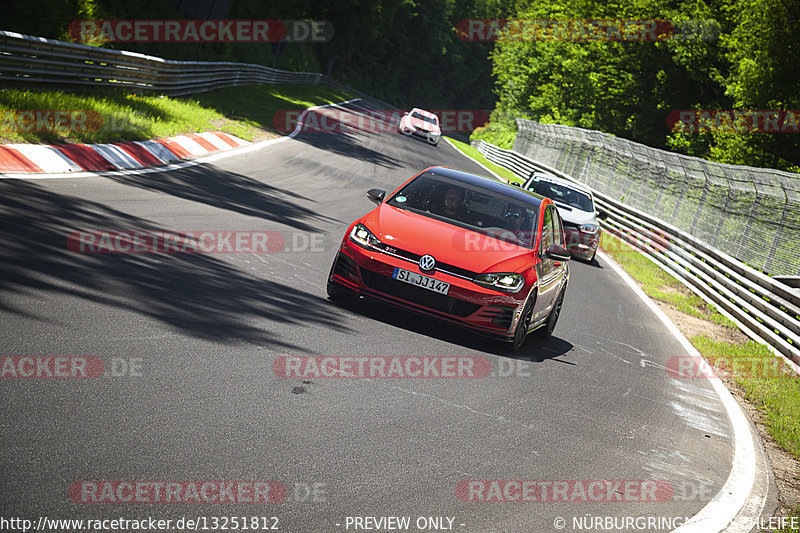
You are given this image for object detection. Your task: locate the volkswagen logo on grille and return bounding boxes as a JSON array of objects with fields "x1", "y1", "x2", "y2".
[{"x1": 419, "y1": 254, "x2": 436, "y2": 272}]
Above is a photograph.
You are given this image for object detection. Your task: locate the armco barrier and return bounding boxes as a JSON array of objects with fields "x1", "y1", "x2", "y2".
[
  {"x1": 513, "y1": 118, "x2": 800, "y2": 277},
  {"x1": 0, "y1": 30, "x2": 322, "y2": 96},
  {"x1": 0, "y1": 30, "x2": 400, "y2": 116},
  {"x1": 471, "y1": 139, "x2": 800, "y2": 369}
]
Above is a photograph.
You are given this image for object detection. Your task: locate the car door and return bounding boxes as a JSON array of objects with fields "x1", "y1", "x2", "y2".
[
  {"x1": 532, "y1": 204, "x2": 560, "y2": 323},
  {"x1": 551, "y1": 208, "x2": 569, "y2": 290}
]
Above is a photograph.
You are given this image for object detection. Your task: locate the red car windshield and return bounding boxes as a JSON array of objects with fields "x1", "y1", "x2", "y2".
[{"x1": 387, "y1": 173, "x2": 538, "y2": 248}]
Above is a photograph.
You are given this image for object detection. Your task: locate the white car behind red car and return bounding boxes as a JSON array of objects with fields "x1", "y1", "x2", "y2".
[{"x1": 398, "y1": 108, "x2": 441, "y2": 146}]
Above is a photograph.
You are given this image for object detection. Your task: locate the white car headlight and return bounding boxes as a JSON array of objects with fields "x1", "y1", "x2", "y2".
[{"x1": 580, "y1": 224, "x2": 599, "y2": 234}]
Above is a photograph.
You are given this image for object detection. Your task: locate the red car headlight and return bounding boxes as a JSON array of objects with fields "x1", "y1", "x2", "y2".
[
  {"x1": 349, "y1": 223, "x2": 383, "y2": 250},
  {"x1": 473, "y1": 273, "x2": 525, "y2": 293}
]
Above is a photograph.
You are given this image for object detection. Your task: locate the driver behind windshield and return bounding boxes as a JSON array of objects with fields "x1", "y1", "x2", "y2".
[{"x1": 429, "y1": 185, "x2": 470, "y2": 222}]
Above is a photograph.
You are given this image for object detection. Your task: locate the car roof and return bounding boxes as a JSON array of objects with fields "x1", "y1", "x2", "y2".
[
  {"x1": 425, "y1": 166, "x2": 545, "y2": 207},
  {"x1": 528, "y1": 171, "x2": 593, "y2": 196}
]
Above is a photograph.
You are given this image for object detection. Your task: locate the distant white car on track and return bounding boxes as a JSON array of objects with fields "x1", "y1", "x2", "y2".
[
  {"x1": 398, "y1": 108, "x2": 441, "y2": 146},
  {"x1": 520, "y1": 171, "x2": 603, "y2": 262}
]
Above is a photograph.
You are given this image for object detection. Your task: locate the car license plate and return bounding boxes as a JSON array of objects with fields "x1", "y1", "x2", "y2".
[{"x1": 392, "y1": 267, "x2": 450, "y2": 295}]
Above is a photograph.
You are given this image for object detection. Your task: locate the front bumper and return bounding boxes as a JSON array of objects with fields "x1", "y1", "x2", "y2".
[
  {"x1": 329, "y1": 241, "x2": 528, "y2": 339},
  {"x1": 564, "y1": 228, "x2": 599, "y2": 260},
  {"x1": 399, "y1": 125, "x2": 440, "y2": 145}
]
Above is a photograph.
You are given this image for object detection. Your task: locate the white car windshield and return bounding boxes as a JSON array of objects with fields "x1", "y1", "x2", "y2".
[
  {"x1": 528, "y1": 180, "x2": 593, "y2": 212},
  {"x1": 411, "y1": 112, "x2": 438, "y2": 125}
]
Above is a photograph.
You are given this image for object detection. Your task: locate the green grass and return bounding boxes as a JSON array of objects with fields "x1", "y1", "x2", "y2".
[
  {"x1": 600, "y1": 232, "x2": 735, "y2": 327},
  {"x1": 692, "y1": 337, "x2": 800, "y2": 461},
  {"x1": 192, "y1": 84, "x2": 355, "y2": 139},
  {"x1": 445, "y1": 137, "x2": 522, "y2": 183},
  {"x1": 0, "y1": 84, "x2": 356, "y2": 145}
]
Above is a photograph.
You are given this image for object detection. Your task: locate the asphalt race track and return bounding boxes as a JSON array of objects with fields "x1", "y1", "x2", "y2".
[{"x1": 1, "y1": 101, "x2": 740, "y2": 532}]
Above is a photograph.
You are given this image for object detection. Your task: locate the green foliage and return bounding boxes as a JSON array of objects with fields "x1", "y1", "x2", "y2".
[
  {"x1": 470, "y1": 108, "x2": 518, "y2": 148},
  {"x1": 1, "y1": 0, "x2": 514, "y2": 114},
  {"x1": 488, "y1": 0, "x2": 800, "y2": 172},
  {"x1": 4, "y1": 0, "x2": 799, "y2": 167}
]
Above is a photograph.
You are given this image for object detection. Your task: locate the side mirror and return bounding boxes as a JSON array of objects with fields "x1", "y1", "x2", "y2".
[
  {"x1": 366, "y1": 188, "x2": 386, "y2": 205},
  {"x1": 544, "y1": 244, "x2": 571, "y2": 261},
  {"x1": 596, "y1": 210, "x2": 608, "y2": 220}
]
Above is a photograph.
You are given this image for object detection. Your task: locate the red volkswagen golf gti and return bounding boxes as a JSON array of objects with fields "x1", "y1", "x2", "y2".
[{"x1": 327, "y1": 166, "x2": 571, "y2": 351}]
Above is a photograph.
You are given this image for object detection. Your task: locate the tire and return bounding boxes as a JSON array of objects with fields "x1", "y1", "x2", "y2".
[
  {"x1": 509, "y1": 297, "x2": 535, "y2": 353},
  {"x1": 537, "y1": 289, "x2": 564, "y2": 338}
]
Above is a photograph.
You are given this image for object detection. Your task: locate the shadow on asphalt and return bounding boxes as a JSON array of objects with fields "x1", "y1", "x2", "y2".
[
  {"x1": 328, "y1": 295, "x2": 574, "y2": 362},
  {"x1": 0, "y1": 179, "x2": 354, "y2": 348},
  {"x1": 584, "y1": 256, "x2": 603, "y2": 268},
  {"x1": 109, "y1": 163, "x2": 336, "y2": 231},
  {"x1": 290, "y1": 107, "x2": 405, "y2": 169}
]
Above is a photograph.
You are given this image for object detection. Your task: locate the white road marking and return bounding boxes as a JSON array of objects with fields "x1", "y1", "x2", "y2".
[{"x1": 597, "y1": 249, "x2": 769, "y2": 533}]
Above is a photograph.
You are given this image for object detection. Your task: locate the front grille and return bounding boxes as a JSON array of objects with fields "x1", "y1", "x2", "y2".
[
  {"x1": 379, "y1": 245, "x2": 477, "y2": 280},
  {"x1": 477, "y1": 305, "x2": 516, "y2": 330},
  {"x1": 359, "y1": 267, "x2": 480, "y2": 317},
  {"x1": 562, "y1": 220, "x2": 580, "y2": 229}
]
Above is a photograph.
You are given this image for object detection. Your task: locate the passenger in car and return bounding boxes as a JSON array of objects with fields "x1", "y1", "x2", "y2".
[{"x1": 505, "y1": 206, "x2": 533, "y2": 246}]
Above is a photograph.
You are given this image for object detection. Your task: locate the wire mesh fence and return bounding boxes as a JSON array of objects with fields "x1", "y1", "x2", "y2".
[{"x1": 514, "y1": 119, "x2": 800, "y2": 276}]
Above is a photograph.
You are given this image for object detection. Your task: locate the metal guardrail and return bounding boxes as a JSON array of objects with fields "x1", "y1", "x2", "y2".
[
  {"x1": 514, "y1": 118, "x2": 800, "y2": 278},
  {"x1": 0, "y1": 30, "x2": 323, "y2": 95},
  {"x1": 472, "y1": 139, "x2": 800, "y2": 369}
]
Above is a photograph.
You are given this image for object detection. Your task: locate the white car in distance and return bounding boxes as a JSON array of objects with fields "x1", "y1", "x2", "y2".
[{"x1": 398, "y1": 108, "x2": 441, "y2": 146}]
